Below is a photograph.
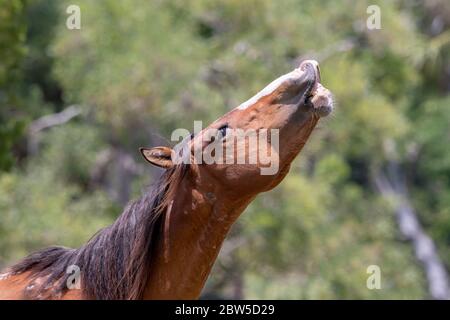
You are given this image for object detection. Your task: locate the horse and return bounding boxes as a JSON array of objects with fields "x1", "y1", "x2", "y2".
[{"x1": 0, "y1": 60, "x2": 333, "y2": 299}]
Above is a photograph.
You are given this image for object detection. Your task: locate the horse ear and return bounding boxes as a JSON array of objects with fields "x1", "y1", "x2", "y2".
[{"x1": 139, "y1": 147, "x2": 174, "y2": 169}]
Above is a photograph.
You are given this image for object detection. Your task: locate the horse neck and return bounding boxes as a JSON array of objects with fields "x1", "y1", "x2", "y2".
[{"x1": 143, "y1": 172, "x2": 253, "y2": 299}]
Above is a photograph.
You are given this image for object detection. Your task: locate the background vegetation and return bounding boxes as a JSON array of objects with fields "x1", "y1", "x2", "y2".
[{"x1": 1, "y1": 0, "x2": 449, "y2": 299}]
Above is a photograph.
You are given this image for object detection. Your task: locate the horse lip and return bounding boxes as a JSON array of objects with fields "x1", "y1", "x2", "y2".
[{"x1": 299, "y1": 60, "x2": 321, "y2": 83}]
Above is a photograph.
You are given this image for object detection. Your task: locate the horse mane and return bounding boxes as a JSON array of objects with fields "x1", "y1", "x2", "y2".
[{"x1": 8, "y1": 164, "x2": 188, "y2": 300}]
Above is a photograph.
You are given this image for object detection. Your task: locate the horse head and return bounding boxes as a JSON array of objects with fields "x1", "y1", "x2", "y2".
[{"x1": 141, "y1": 60, "x2": 333, "y2": 201}]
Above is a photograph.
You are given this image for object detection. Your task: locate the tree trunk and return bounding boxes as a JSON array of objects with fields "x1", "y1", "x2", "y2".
[{"x1": 372, "y1": 142, "x2": 450, "y2": 299}]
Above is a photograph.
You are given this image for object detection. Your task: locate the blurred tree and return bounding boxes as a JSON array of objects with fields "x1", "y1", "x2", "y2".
[
  {"x1": 0, "y1": 0, "x2": 27, "y2": 171},
  {"x1": 1, "y1": 0, "x2": 449, "y2": 299}
]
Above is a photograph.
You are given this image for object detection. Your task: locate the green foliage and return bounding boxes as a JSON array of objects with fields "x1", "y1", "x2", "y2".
[
  {"x1": 0, "y1": 168, "x2": 115, "y2": 265},
  {"x1": 39, "y1": 123, "x2": 106, "y2": 186},
  {"x1": 235, "y1": 162, "x2": 426, "y2": 299},
  {"x1": 0, "y1": 119, "x2": 25, "y2": 170},
  {"x1": 0, "y1": 160, "x2": 116, "y2": 266},
  {"x1": 0, "y1": 0, "x2": 27, "y2": 171},
  {"x1": 0, "y1": 0, "x2": 27, "y2": 94},
  {"x1": 413, "y1": 96, "x2": 450, "y2": 267}
]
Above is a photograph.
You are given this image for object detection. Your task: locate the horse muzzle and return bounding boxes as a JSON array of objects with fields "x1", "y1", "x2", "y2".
[{"x1": 300, "y1": 60, "x2": 333, "y2": 118}]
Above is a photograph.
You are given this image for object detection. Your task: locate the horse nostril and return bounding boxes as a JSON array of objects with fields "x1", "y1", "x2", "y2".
[{"x1": 303, "y1": 95, "x2": 314, "y2": 111}]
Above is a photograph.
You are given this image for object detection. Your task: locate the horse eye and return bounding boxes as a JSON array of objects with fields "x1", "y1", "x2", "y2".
[{"x1": 218, "y1": 124, "x2": 228, "y2": 138}]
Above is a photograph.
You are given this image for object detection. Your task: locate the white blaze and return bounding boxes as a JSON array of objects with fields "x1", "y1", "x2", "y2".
[
  {"x1": 236, "y1": 60, "x2": 318, "y2": 111},
  {"x1": 236, "y1": 69, "x2": 304, "y2": 110}
]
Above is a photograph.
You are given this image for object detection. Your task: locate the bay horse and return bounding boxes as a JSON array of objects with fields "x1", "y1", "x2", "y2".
[{"x1": 0, "y1": 60, "x2": 333, "y2": 299}]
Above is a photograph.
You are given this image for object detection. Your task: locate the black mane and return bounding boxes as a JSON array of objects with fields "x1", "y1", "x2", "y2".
[{"x1": 9, "y1": 164, "x2": 187, "y2": 299}]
